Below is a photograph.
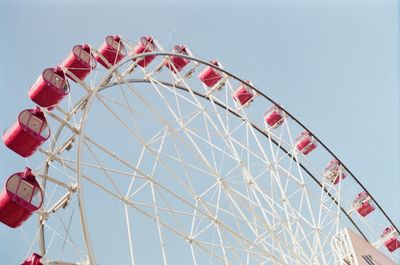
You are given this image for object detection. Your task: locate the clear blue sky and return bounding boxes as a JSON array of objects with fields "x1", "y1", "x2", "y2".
[{"x1": 0, "y1": 0, "x2": 398, "y2": 264}]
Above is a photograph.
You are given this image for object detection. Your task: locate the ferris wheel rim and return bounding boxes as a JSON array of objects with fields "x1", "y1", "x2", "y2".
[{"x1": 35, "y1": 50, "x2": 398, "y2": 264}]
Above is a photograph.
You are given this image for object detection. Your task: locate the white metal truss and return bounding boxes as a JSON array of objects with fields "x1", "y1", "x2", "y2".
[{"x1": 18, "y1": 37, "x2": 398, "y2": 265}]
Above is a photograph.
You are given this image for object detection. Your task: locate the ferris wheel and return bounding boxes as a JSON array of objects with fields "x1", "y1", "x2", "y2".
[{"x1": 1, "y1": 34, "x2": 399, "y2": 265}]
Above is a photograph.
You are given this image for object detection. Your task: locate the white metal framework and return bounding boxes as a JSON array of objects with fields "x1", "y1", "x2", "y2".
[{"x1": 17, "y1": 36, "x2": 399, "y2": 265}]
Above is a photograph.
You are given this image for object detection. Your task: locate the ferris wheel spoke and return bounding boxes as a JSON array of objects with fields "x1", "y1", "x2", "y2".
[
  {"x1": 146, "y1": 128, "x2": 170, "y2": 265},
  {"x1": 58, "y1": 158, "x2": 144, "y2": 180},
  {"x1": 201, "y1": 237, "x2": 281, "y2": 264},
  {"x1": 44, "y1": 112, "x2": 80, "y2": 140},
  {"x1": 180, "y1": 125, "x2": 245, "y2": 167},
  {"x1": 268, "y1": 147, "x2": 322, "y2": 255},
  {"x1": 223, "y1": 193, "x2": 279, "y2": 261},
  {"x1": 248, "y1": 193, "x2": 291, "y2": 263},
  {"x1": 82, "y1": 141, "x2": 124, "y2": 197},
  {"x1": 147, "y1": 77, "x2": 206, "y2": 117},
  {"x1": 95, "y1": 92, "x2": 145, "y2": 132},
  {"x1": 201, "y1": 96, "x2": 243, "y2": 160},
  {"x1": 122, "y1": 201, "x2": 208, "y2": 220},
  {"x1": 216, "y1": 184, "x2": 247, "y2": 264},
  {"x1": 126, "y1": 143, "x2": 147, "y2": 198},
  {"x1": 124, "y1": 204, "x2": 136, "y2": 265},
  {"x1": 219, "y1": 184, "x2": 292, "y2": 264},
  {"x1": 150, "y1": 181, "x2": 169, "y2": 265},
  {"x1": 94, "y1": 94, "x2": 157, "y2": 147},
  {"x1": 232, "y1": 186, "x2": 310, "y2": 263},
  {"x1": 126, "y1": 124, "x2": 191, "y2": 197},
  {"x1": 222, "y1": 185, "x2": 281, "y2": 255},
  {"x1": 41, "y1": 220, "x2": 84, "y2": 262},
  {"x1": 191, "y1": 239, "x2": 228, "y2": 264},
  {"x1": 251, "y1": 181, "x2": 316, "y2": 262},
  {"x1": 117, "y1": 79, "x2": 142, "y2": 133},
  {"x1": 21, "y1": 222, "x2": 46, "y2": 259},
  {"x1": 49, "y1": 94, "x2": 89, "y2": 131},
  {"x1": 83, "y1": 135, "x2": 143, "y2": 172},
  {"x1": 56, "y1": 203, "x2": 78, "y2": 262},
  {"x1": 202, "y1": 106, "x2": 224, "y2": 175}
]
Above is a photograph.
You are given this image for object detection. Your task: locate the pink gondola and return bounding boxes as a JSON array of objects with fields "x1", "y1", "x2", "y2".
[
  {"x1": 0, "y1": 168, "x2": 43, "y2": 228},
  {"x1": 95, "y1": 35, "x2": 127, "y2": 68},
  {"x1": 60, "y1": 44, "x2": 96, "y2": 81},
  {"x1": 381, "y1": 227, "x2": 400, "y2": 252},
  {"x1": 3, "y1": 107, "x2": 50, "y2": 157},
  {"x1": 199, "y1": 60, "x2": 223, "y2": 88},
  {"x1": 353, "y1": 191, "x2": 375, "y2": 217},
  {"x1": 132, "y1": 36, "x2": 157, "y2": 68},
  {"x1": 323, "y1": 159, "x2": 347, "y2": 184},
  {"x1": 28, "y1": 67, "x2": 69, "y2": 108},
  {"x1": 295, "y1": 131, "x2": 317, "y2": 155},
  {"x1": 233, "y1": 80, "x2": 256, "y2": 107},
  {"x1": 165, "y1": 45, "x2": 190, "y2": 73},
  {"x1": 20, "y1": 253, "x2": 43, "y2": 265},
  {"x1": 264, "y1": 105, "x2": 285, "y2": 129}
]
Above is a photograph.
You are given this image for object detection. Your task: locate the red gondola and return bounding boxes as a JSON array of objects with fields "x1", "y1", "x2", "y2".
[
  {"x1": 199, "y1": 60, "x2": 223, "y2": 88},
  {"x1": 60, "y1": 44, "x2": 96, "y2": 81},
  {"x1": 323, "y1": 159, "x2": 347, "y2": 184},
  {"x1": 165, "y1": 45, "x2": 190, "y2": 73},
  {"x1": 21, "y1": 253, "x2": 43, "y2": 265},
  {"x1": 295, "y1": 131, "x2": 317, "y2": 155},
  {"x1": 0, "y1": 168, "x2": 43, "y2": 228},
  {"x1": 95, "y1": 35, "x2": 127, "y2": 68},
  {"x1": 3, "y1": 107, "x2": 50, "y2": 157},
  {"x1": 132, "y1": 36, "x2": 157, "y2": 68},
  {"x1": 233, "y1": 81, "x2": 256, "y2": 107},
  {"x1": 264, "y1": 105, "x2": 285, "y2": 129},
  {"x1": 381, "y1": 227, "x2": 400, "y2": 252},
  {"x1": 353, "y1": 191, "x2": 375, "y2": 217},
  {"x1": 28, "y1": 67, "x2": 69, "y2": 108}
]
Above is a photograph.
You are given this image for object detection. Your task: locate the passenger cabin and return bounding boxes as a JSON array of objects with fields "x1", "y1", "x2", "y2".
[
  {"x1": 3, "y1": 107, "x2": 50, "y2": 157},
  {"x1": 381, "y1": 227, "x2": 400, "y2": 252},
  {"x1": 323, "y1": 159, "x2": 347, "y2": 184},
  {"x1": 264, "y1": 105, "x2": 285, "y2": 129},
  {"x1": 0, "y1": 168, "x2": 43, "y2": 228},
  {"x1": 199, "y1": 60, "x2": 223, "y2": 89},
  {"x1": 28, "y1": 67, "x2": 69, "y2": 108},
  {"x1": 20, "y1": 253, "x2": 43, "y2": 265},
  {"x1": 353, "y1": 191, "x2": 375, "y2": 217},
  {"x1": 60, "y1": 44, "x2": 96, "y2": 81},
  {"x1": 295, "y1": 131, "x2": 317, "y2": 155},
  {"x1": 132, "y1": 36, "x2": 157, "y2": 68},
  {"x1": 165, "y1": 45, "x2": 190, "y2": 73},
  {"x1": 95, "y1": 35, "x2": 127, "y2": 68},
  {"x1": 233, "y1": 81, "x2": 256, "y2": 107}
]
